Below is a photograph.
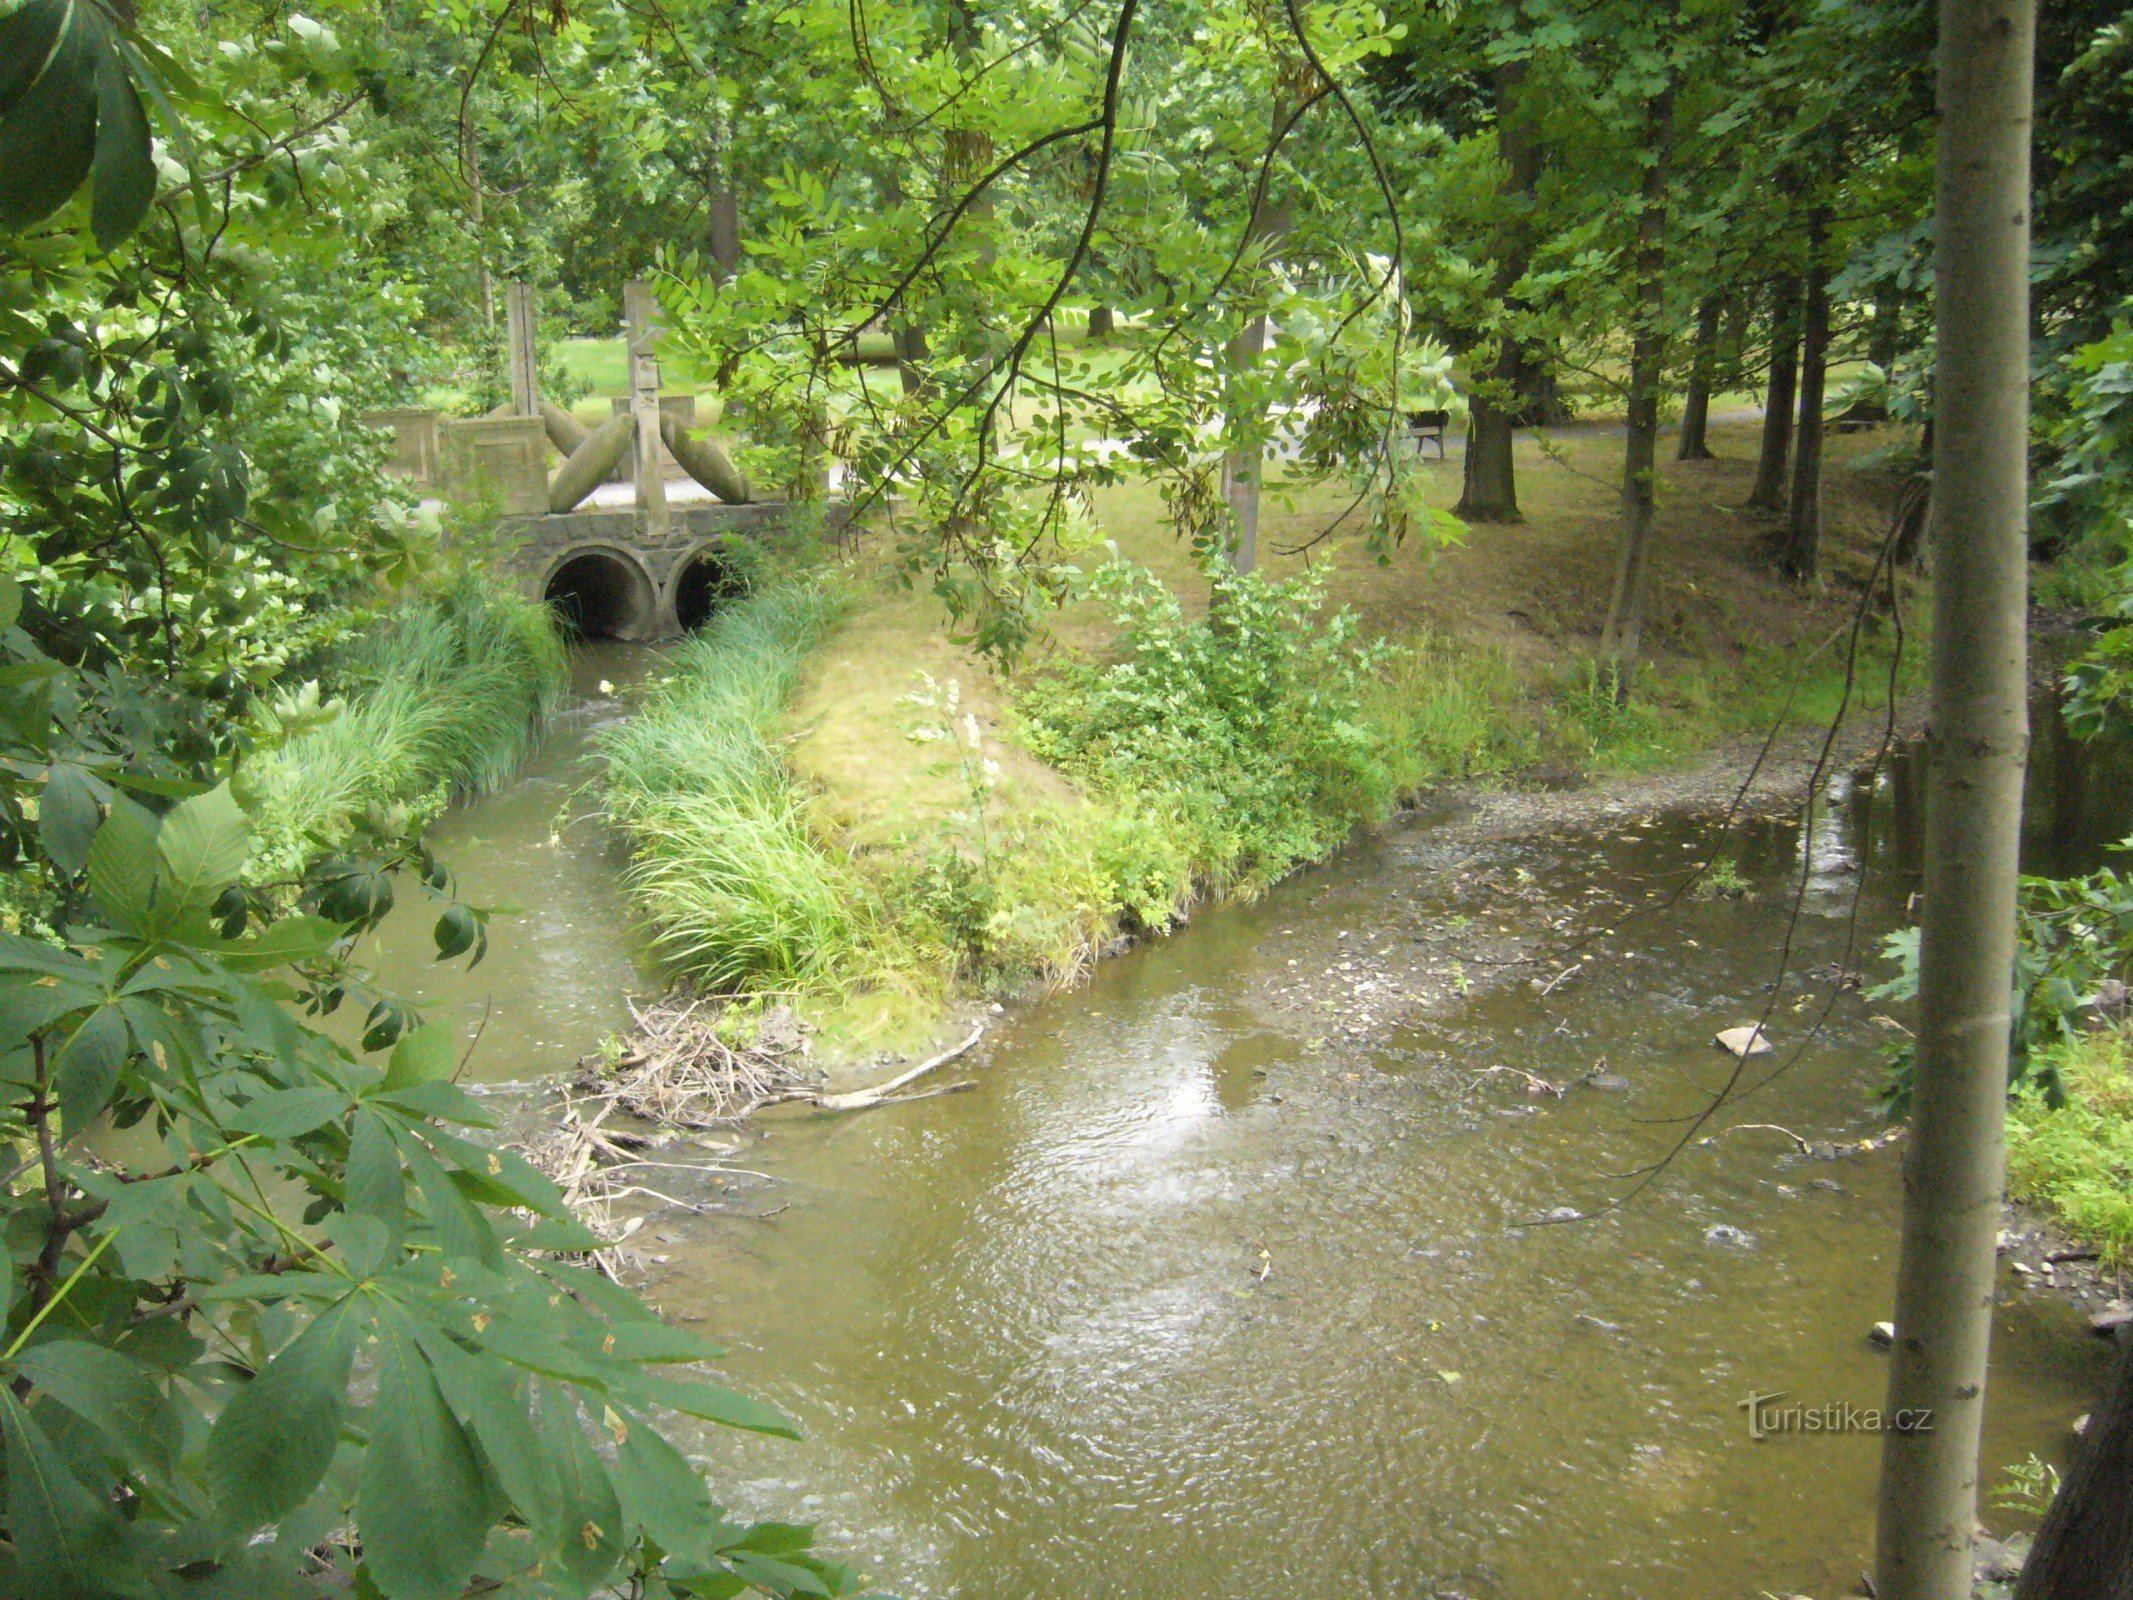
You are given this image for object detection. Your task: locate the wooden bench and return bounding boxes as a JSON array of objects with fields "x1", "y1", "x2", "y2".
[{"x1": 1406, "y1": 408, "x2": 1450, "y2": 459}]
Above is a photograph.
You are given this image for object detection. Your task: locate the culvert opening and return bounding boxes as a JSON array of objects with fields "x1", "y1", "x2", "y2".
[
  {"x1": 672, "y1": 545, "x2": 750, "y2": 632},
  {"x1": 544, "y1": 550, "x2": 652, "y2": 639}
]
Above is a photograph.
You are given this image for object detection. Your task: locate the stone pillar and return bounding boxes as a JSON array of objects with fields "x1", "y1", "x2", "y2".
[
  {"x1": 439, "y1": 415, "x2": 548, "y2": 515},
  {"x1": 363, "y1": 407, "x2": 442, "y2": 484},
  {"x1": 623, "y1": 280, "x2": 670, "y2": 538},
  {"x1": 505, "y1": 282, "x2": 540, "y2": 417}
]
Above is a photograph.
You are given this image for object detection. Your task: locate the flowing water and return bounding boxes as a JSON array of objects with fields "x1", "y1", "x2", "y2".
[{"x1": 369, "y1": 657, "x2": 2125, "y2": 1600}]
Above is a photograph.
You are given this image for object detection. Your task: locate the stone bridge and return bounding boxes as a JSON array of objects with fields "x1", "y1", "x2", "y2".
[{"x1": 493, "y1": 501, "x2": 835, "y2": 640}]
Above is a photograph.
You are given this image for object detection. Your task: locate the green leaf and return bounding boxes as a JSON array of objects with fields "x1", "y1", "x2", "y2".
[
  {"x1": 156, "y1": 780, "x2": 251, "y2": 917},
  {"x1": 0, "y1": 0, "x2": 98, "y2": 233},
  {"x1": 0, "y1": 570, "x2": 19, "y2": 630},
  {"x1": 617, "y1": 1373, "x2": 799, "y2": 1440},
  {"x1": 346, "y1": 1107, "x2": 405, "y2": 1239},
  {"x1": 540, "y1": 1381, "x2": 625, "y2": 1590},
  {"x1": 216, "y1": 914, "x2": 340, "y2": 972},
  {"x1": 205, "y1": 1291, "x2": 363, "y2": 1533},
  {"x1": 38, "y1": 762, "x2": 102, "y2": 878},
  {"x1": 85, "y1": 795, "x2": 159, "y2": 933},
  {"x1": 0, "y1": 1388, "x2": 133, "y2": 1598},
  {"x1": 324, "y1": 1210, "x2": 391, "y2": 1278},
  {"x1": 611, "y1": 1408, "x2": 717, "y2": 1560},
  {"x1": 88, "y1": 41, "x2": 152, "y2": 250},
  {"x1": 13, "y1": 1338, "x2": 181, "y2": 1479},
  {"x1": 429, "y1": 1127, "x2": 572, "y2": 1220},
  {"x1": 411, "y1": 1320, "x2": 562, "y2": 1552},
  {"x1": 357, "y1": 1310, "x2": 494, "y2": 1600},
  {"x1": 54, "y1": 1002, "x2": 130, "y2": 1135},
  {"x1": 724, "y1": 1549, "x2": 833, "y2": 1598},
  {"x1": 225, "y1": 1084, "x2": 347, "y2": 1139},
  {"x1": 400, "y1": 1128, "x2": 500, "y2": 1268},
  {"x1": 602, "y1": 1322, "x2": 728, "y2": 1364},
  {"x1": 383, "y1": 1019, "x2": 455, "y2": 1090},
  {"x1": 506, "y1": 1215, "x2": 606, "y2": 1253},
  {"x1": 372, "y1": 1078, "x2": 496, "y2": 1127}
]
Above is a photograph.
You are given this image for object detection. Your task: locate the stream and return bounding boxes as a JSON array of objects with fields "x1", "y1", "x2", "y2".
[{"x1": 364, "y1": 647, "x2": 2124, "y2": 1600}]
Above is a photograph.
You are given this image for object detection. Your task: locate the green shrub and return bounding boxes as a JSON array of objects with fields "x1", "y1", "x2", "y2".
[
  {"x1": 1019, "y1": 561, "x2": 1394, "y2": 897},
  {"x1": 2009, "y1": 1029, "x2": 2133, "y2": 1263},
  {"x1": 245, "y1": 575, "x2": 566, "y2": 879},
  {"x1": 599, "y1": 577, "x2": 871, "y2": 992}
]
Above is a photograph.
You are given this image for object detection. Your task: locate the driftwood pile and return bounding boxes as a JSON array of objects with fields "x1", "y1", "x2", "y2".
[
  {"x1": 514, "y1": 1089, "x2": 769, "y2": 1277},
  {"x1": 574, "y1": 996, "x2": 820, "y2": 1127},
  {"x1": 516, "y1": 996, "x2": 988, "y2": 1276}
]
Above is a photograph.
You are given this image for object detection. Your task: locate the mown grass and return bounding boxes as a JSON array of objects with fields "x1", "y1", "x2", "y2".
[
  {"x1": 596, "y1": 576, "x2": 879, "y2": 995},
  {"x1": 247, "y1": 577, "x2": 566, "y2": 879},
  {"x1": 2009, "y1": 1028, "x2": 2133, "y2": 1263}
]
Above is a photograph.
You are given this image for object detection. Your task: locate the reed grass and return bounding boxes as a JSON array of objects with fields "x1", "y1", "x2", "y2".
[
  {"x1": 597, "y1": 578, "x2": 872, "y2": 994},
  {"x1": 248, "y1": 577, "x2": 566, "y2": 878}
]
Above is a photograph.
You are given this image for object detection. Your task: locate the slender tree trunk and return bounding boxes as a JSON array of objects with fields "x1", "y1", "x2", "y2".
[
  {"x1": 466, "y1": 126, "x2": 493, "y2": 333},
  {"x1": 1223, "y1": 97, "x2": 1294, "y2": 576},
  {"x1": 1784, "y1": 212, "x2": 1833, "y2": 580},
  {"x1": 1677, "y1": 296, "x2": 1723, "y2": 461},
  {"x1": 1598, "y1": 69, "x2": 1678, "y2": 701},
  {"x1": 1849, "y1": 288, "x2": 1906, "y2": 422},
  {"x1": 707, "y1": 92, "x2": 742, "y2": 280},
  {"x1": 2016, "y1": 1340, "x2": 2133, "y2": 1596},
  {"x1": 1749, "y1": 276, "x2": 1802, "y2": 510},
  {"x1": 1872, "y1": 4, "x2": 2035, "y2": 1598},
  {"x1": 1225, "y1": 313, "x2": 1269, "y2": 575},
  {"x1": 894, "y1": 322, "x2": 932, "y2": 399},
  {"x1": 1457, "y1": 58, "x2": 1542, "y2": 524}
]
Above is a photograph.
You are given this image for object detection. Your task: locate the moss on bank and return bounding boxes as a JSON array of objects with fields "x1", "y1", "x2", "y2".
[{"x1": 246, "y1": 575, "x2": 567, "y2": 880}]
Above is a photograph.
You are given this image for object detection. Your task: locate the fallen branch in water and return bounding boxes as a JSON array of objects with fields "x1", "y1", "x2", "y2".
[
  {"x1": 1695, "y1": 1121, "x2": 1813, "y2": 1155},
  {"x1": 1465, "y1": 1064, "x2": 1565, "y2": 1098},
  {"x1": 813, "y1": 1028, "x2": 986, "y2": 1112}
]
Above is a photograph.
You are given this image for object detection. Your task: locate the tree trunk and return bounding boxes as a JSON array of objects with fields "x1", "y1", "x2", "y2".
[
  {"x1": 1783, "y1": 213, "x2": 1833, "y2": 580},
  {"x1": 2016, "y1": 1339, "x2": 2133, "y2": 1597},
  {"x1": 1749, "y1": 276, "x2": 1803, "y2": 510},
  {"x1": 1870, "y1": 290, "x2": 1906, "y2": 383},
  {"x1": 1223, "y1": 96, "x2": 1294, "y2": 575},
  {"x1": 1871, "y1": 5, "x2": 2035, "y2": 1599},
  {"x1": 894, "y1": 322, "x2": 932, "y2": 399},
  {"x1": 1455, "y1": 58, "x2": 1542, "y2": 525},
  {"x1": 1677, "y1": 296, "x2": 1722, "y2": 461},
  {"x1": 708, "y1": 190, "x2": 741, "y2": 279},
  {"x1": 466, "y1": 126, "x2": 493, "y2": 333},
  {"x1": 1087, "y1": 304, "x2": 1114, "y2": 339},
  {"x1": 1598, "y1": 68, "x2": 1677, "y2": 702},
  {"x1": 1224, "y1": 313, "x2": 1269, "y2": 575}
]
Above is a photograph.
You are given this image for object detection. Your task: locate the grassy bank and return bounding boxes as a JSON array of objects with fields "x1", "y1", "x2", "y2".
[
  {"x1": 596, "y1": 418, "x2": 1924, "y2": 1050},
  {"x1": 2009, "y1": 1029, "x2": 2133, "y2": 1264},
  {"x1": 246, "y1": 576, "x2": 566, "y2": 879},
  {"x1": 595, "y1": 577, "x2": 878, "y2": 995},
  {"x1": 794, "y1": 419, "x2": 1917, "y2": 994}
]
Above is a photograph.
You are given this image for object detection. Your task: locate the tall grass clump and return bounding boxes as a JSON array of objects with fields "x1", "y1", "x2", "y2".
[
  {"x1": 598, "y1": 577, "x2": 870, "y2": 993},
  {"x1": 247, "y1": 575, "x2": 566, "y2": 877},
  {"x1": 1361, "y1": 631, "x2": 1538, "y2": 794},
  {"x1": 1019, "y1": 562, "x2": 1394, "y2": 899}
]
